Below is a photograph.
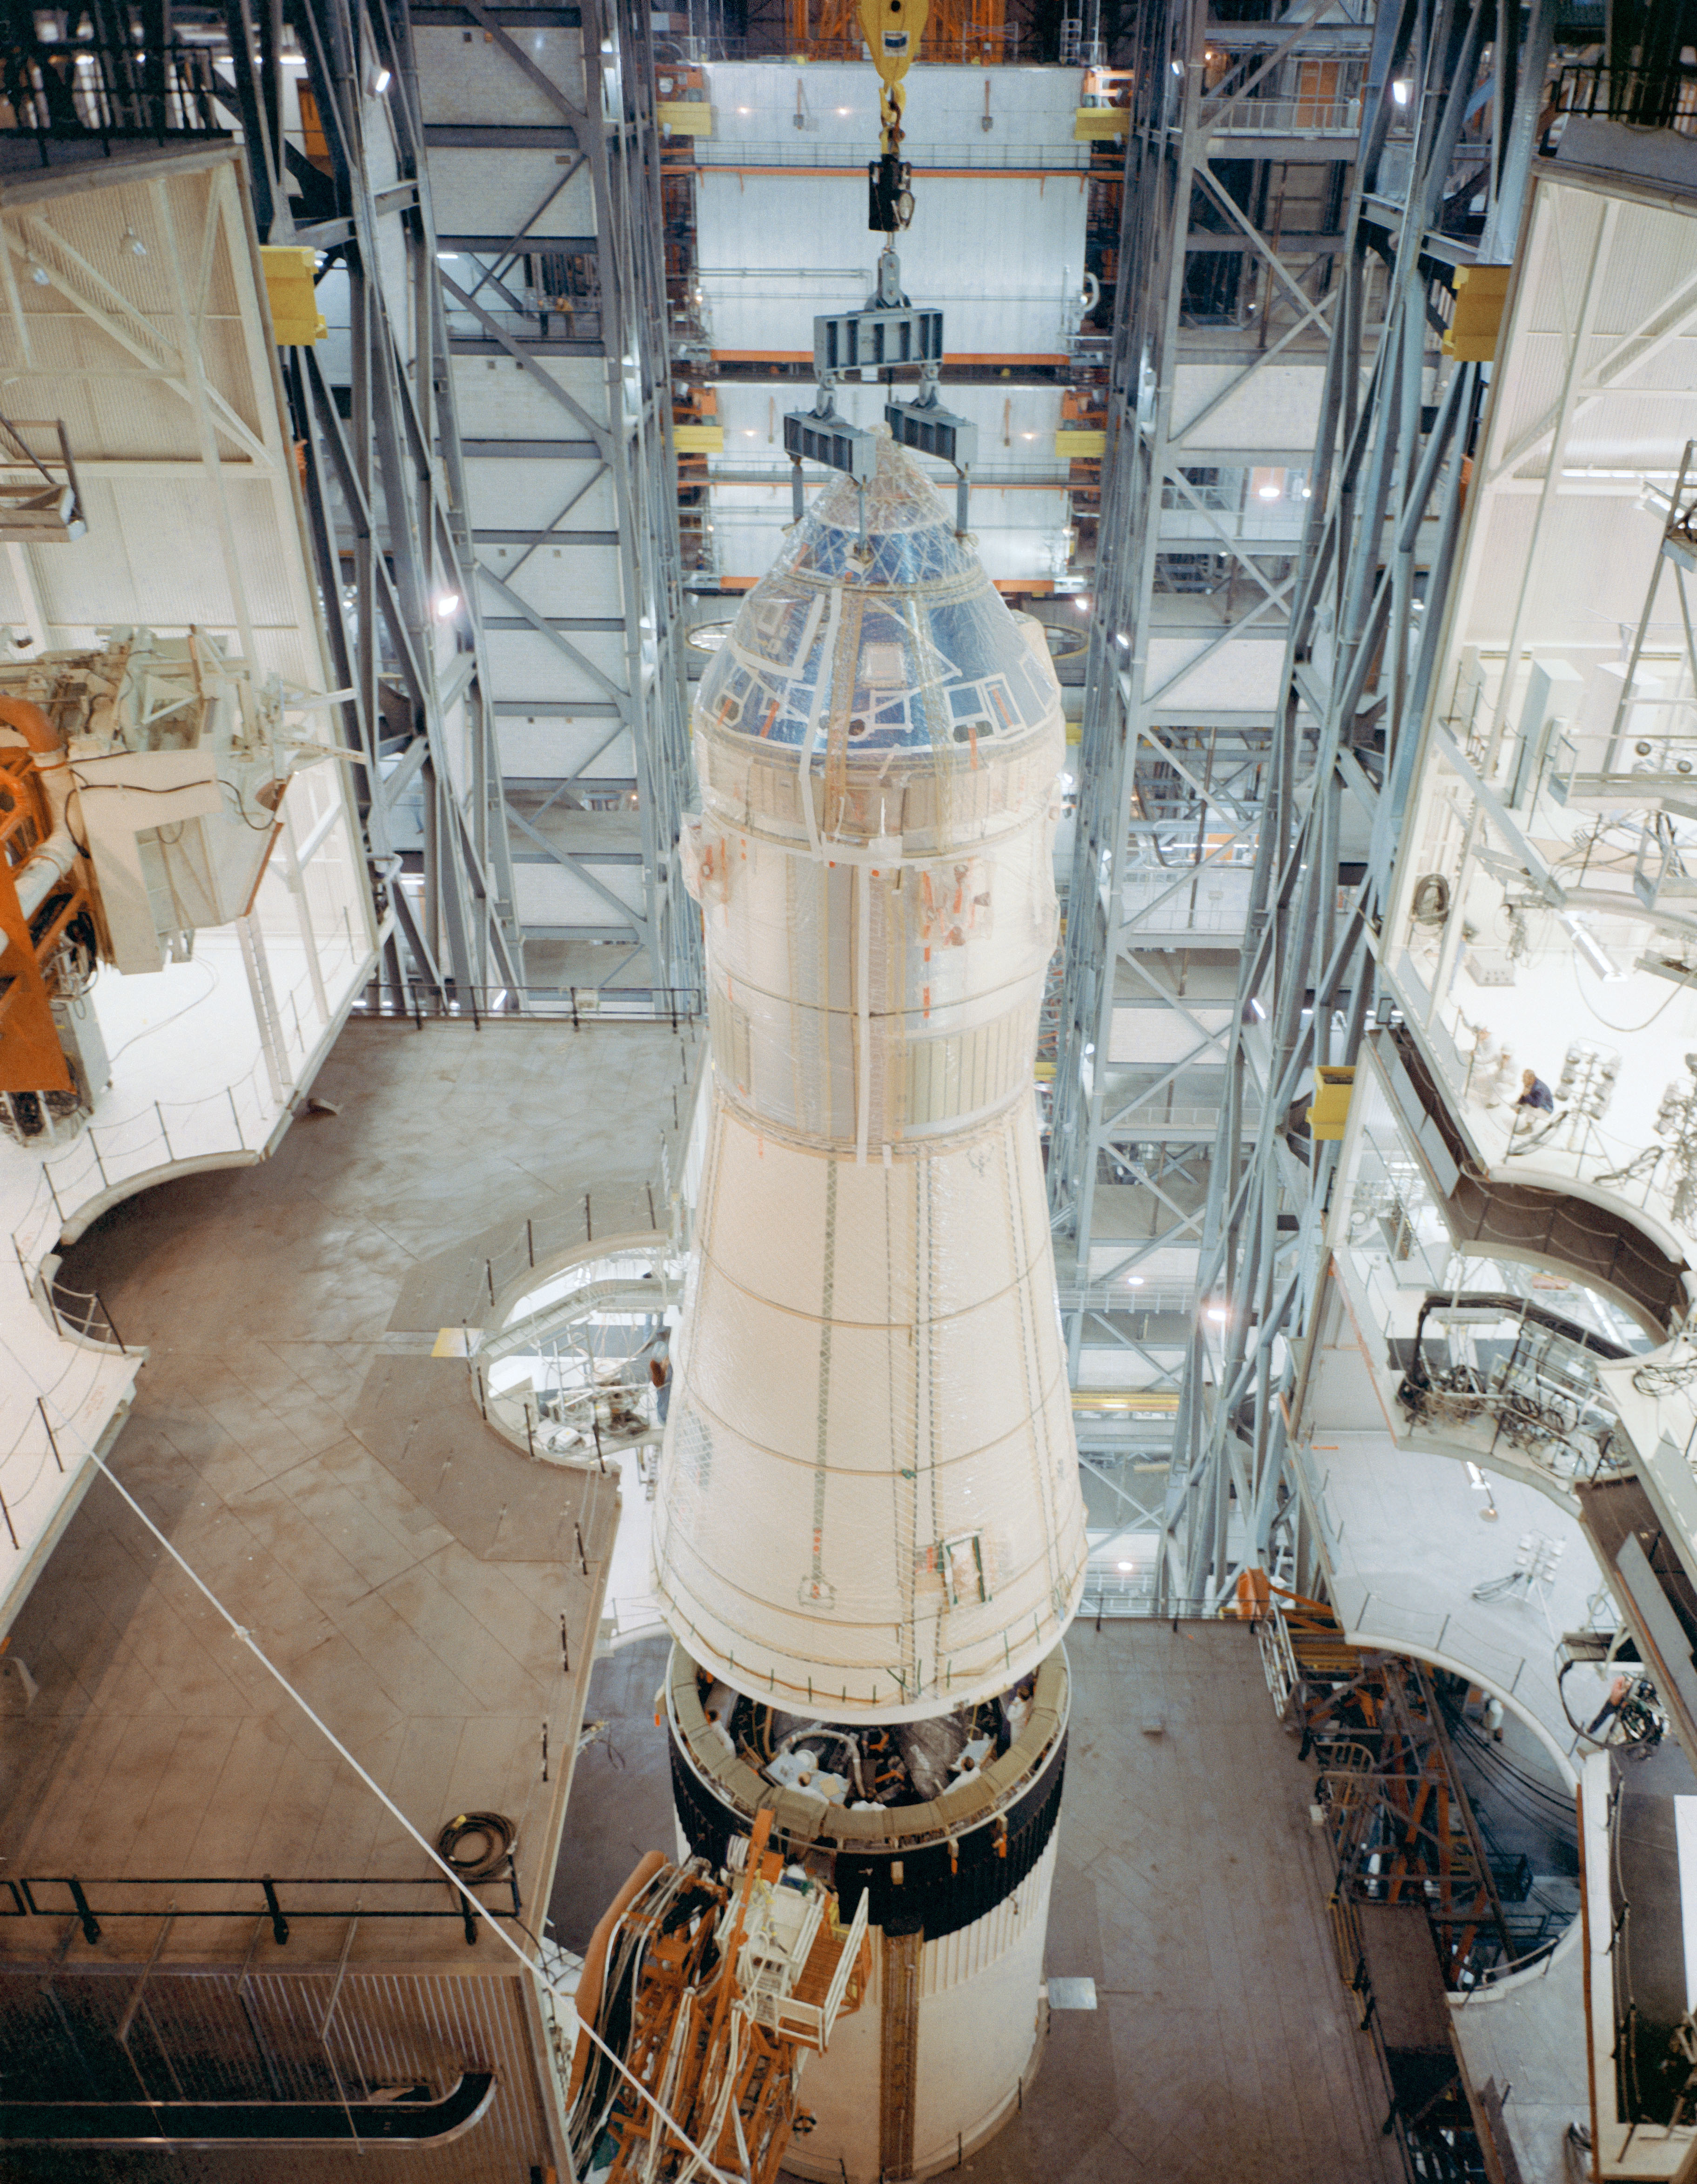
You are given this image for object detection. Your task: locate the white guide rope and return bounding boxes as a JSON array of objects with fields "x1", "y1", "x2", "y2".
[{"x1": 84, "y1": 1446, "x2": 735, "y2": 2184}]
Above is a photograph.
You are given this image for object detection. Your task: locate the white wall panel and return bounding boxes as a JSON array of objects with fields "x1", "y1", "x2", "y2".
[
  {"x1": 452, "y1": 356, "x2": 609, "y2": 435},
  {"x1": 515, "y1": 862, "x2": 645, "y2": 922},
  {"x1": 414, "y1": 26, "x2": 587, "y2": 122},
  {"x1": 1171, "y1": 361, "x2": 1327, "y2": 454},
  {"x1": 498, "y1": 720, "x2": 635, "y2": 776},
  {"x1": 1146, "y1": 635, "x2": 1286, "y2": 712},
  {"x1": 464, "y1": 461, "x2": 617, "y2": 531},
  {"x1": 481, "y1": 626, "x2": 628, "y2": 686},
  {"x1": 429, "y1": 152, "x2": 597, "y2": 240},
  {"x1": 703, "y1": 61, "x2": 1087, "y2": 152},
  {"x1": 478, "y1": 548, "x2": 626, "y2": 616},
  {"x1": 694, "y1": 170, "x2": 1087, "y2": 358}
]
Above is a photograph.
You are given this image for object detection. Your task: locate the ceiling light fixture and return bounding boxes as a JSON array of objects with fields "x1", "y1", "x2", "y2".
[
  {"x1": 370, "y1": 64, "x2": 391, "y2": 94},
  {"x1": 1391, "y1": 78, "x2": 1411, "y2": 104},
  {"x1": 434, "y1": 591, "x2": 461, "y2": 619},
  {"x1": 1565, "y1": 913, "x2": 1627, "y2": 981}
]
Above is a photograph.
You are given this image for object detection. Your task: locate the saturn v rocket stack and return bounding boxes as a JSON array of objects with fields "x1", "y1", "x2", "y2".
[{"x1": 654, "y1": 433, "x2": 1087, "y2": 2182}]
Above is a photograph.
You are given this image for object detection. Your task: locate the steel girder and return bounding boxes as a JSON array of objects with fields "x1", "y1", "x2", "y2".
[
  {"x1": 1048, "y1": 0, "x2": 1198, "y2": 1277},
  {"x1": 1156, "y1": 0, "x2": 1563, "y2": 1611},
  {"x1": 1049, "y1": 0, "x2": 1362, "y2": 1332},
  {"x1": 581, "y1": 0, "x2": 703, "y2": 995},
  {"x1": 226, "y1": 0, "x2": 701, "y2": 999},
  {"x1": 226, "y1": 0, "x2": 525, "y2": 1000}
]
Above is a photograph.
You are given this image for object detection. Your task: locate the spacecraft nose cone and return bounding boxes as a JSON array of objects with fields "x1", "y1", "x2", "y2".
[
  {"x1": 789, "y1": 430, "x2": 979, "y2": 589},
  {"x1": 693, "y1": 433, "x2": 1060, "y2": 764}
]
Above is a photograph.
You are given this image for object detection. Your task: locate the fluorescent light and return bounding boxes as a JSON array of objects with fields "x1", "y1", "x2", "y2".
[
  {"x1": 1207, "y1": 1306, "x2": 1227, "y2": 1324},
  {"x1": 1248, "y1": 997, "x2": 1266, "y2": 1021},
  {"x1": 1171, "y1": 60, "x2": 1184, "y2": 76},
  {"x1": 1257, "y1": 483, "x2": 1280, "y2": 500},
  {"x1": 1391, "y1": 78, "x2": 1411, "y2": 105},
  {"x1": 1564, "y1": 913, "x2": 1627, "y2": 981},
  {"x1": 1466, "y1": 1462, "x2": 1487, "y2": 1489},
  {"x1": 1116, "y1": 1560, "x2": 1135, "y2": 1572},
  {"x1": 1115, "y1": 631, "x2": 1128, "y2": 647},
  {"x1": 370, "y1": 65, "x2": 391, "y2": 94},
  {"x1": 434, "y1": 591, "x2": 461, "y2": 619},
  {"x1": 1074, "y1": 597, "x2": 1091, "y2": 613},
  {"x1": 1125, "y1": 1276, "x2": 1144, "y2": 1286}
]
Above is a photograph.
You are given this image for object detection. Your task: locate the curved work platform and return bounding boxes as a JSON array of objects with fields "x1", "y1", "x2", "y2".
[
  {"x1": 0, "y1": 2071, "x2": 498, "y2": 2148},
  {"x1": 1293, "y1": 1429, "x2": 1610, "y2": 1779}
]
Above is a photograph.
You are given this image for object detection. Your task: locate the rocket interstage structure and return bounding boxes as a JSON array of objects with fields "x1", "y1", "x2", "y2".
[{"x1": 654, "y1": 437, "x2": 1087, "y2": 2181}]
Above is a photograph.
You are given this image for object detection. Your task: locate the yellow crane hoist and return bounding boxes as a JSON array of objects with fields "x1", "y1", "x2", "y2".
[{"x1": 857, "y1": 0, "x2": 928, "y2": 234}]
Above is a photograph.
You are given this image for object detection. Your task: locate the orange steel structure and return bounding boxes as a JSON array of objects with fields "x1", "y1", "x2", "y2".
[
  {"x1": 0, "y1": 746, "x2": 87, "y2": 1094},
  {"x1": 569, "y1": 1814, "x2": 869, "y2": 2184},
  {"x1": 781, "y1": 0, "x2": 1013, "y2": 64}
]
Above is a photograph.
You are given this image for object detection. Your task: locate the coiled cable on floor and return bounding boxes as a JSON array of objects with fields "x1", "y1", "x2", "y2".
[{"x1": 437, "y1": 1811, "x2": 517, "y2": 1882}]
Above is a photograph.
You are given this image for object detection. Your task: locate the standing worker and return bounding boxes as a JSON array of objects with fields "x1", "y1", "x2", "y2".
[{"x1": 642, "y1": 1329, "x2": 672, "y2": 1427}]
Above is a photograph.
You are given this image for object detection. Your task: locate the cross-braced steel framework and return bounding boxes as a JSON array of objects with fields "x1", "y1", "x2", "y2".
[
  {"x1": 1048, "y1": 0, "x2": 1365, "y2": 1437},
  {"x1": 223, "y1": 0, "x2": 525, "y2": 999},
  {"x1": 1050, "y1": 0, "x2": 1586, "y2": 1606},
  {"x1": 223, "y1": 0, "x2": 700, "y2": 1000},
  {"x1": 1160, "y1": 0, "x2": 1561, "y2": 1609}
]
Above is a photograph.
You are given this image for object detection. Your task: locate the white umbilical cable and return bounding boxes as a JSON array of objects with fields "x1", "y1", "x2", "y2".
[{"x1": 84, "y1": 1445, "x2": 734, "y2": 2184}]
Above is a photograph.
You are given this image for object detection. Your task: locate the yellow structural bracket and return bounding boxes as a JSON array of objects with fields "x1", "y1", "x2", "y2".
[
  {"x1": 1308, "y1": 1064, "x2": 1356, "y2": 1141},
  {"x1": 258, "y1": 244, "x2": 326, "y2": 347},
  {"x1": 1442, "y1": 263, "x2": 1512, "y2": 363},
  {"x1": 857, "y1": 0, "x2": 929, "y2": 151}
]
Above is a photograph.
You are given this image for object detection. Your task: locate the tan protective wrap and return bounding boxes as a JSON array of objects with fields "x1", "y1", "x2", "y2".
[{"x1": 653, "y1": 439, "x2": 1087, "y2": 1721}]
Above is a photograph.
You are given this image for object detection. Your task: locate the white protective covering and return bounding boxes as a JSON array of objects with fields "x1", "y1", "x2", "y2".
[{"x1": 653, "y1": 436, "x2": 1087, "y2": 1719}]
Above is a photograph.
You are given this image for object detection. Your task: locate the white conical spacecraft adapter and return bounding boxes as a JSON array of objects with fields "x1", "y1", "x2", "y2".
[{"x1": 655, "y1": 434, "x2": 1087, "y2": 1722}]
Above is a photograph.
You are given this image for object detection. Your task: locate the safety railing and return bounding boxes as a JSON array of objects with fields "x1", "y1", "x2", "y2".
[
  {"x1": 1077, "y1": 1585, "x2": 1220, "y2": 1623},
  {"x1": 655, "y1": 32, "x2": 1026, "y2": 63},
  {"x1": 692, "y1": 136, "x2": 1093, "y2": 172},
  {"x1": 0, "y1": 39, "x2": 227, "y2": 149},
  {"x1": 351, "y1": 983, "x2": 704, "y2": 1029},
  {"x1": 0, "y1": 1330, "x2": 127, "y2": 1556},
  {"x1": 1062, "y1": 1284, "x2": 1197, "y2": 1316},
  {"x1": 1548, "y1": 58, "x2": 1697, "y2": 141},
  {"x1": 1201, "y1": 94, "x2": 1362, "y2": 135},
  {"x1": 40, "y1": 1275, "x2": 124, "y2": 1352},
  {"x1": 443, "y1": 303, "x2": 604, "y2": 346},
  {"x1": 8, "y1": 1051, "x2": 281, "y2": 1284},
  {"x1": 1, "y1": 1868, "x2": 522, "y2": 1949}
]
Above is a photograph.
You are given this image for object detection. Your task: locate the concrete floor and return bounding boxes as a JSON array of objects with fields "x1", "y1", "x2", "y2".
[
  {"x1": 0, "y1": 1019, "x2": 699, "y2": 1974},
  {"x1": 995, "y1": 1620, "x2": 1403, "y2": 2184},
  {"x1": 558, "y1": 1621, "x2": 1402, "y2": 2184}
]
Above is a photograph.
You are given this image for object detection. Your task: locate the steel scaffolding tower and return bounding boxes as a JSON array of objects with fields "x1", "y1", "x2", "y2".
[
  {"x1": 1048, "y1": 0, "x2": 1364, "y2": 1418},
  {"x1": 1048, "y1": 0, "x2": 1595, "y2": 1605},
  {"x1": 225, "y1": 0, "x2": 700, "y2": 1000},
  {"x1": 1136, "y1": 0, "x2": 1559, "y2": 1608}
]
